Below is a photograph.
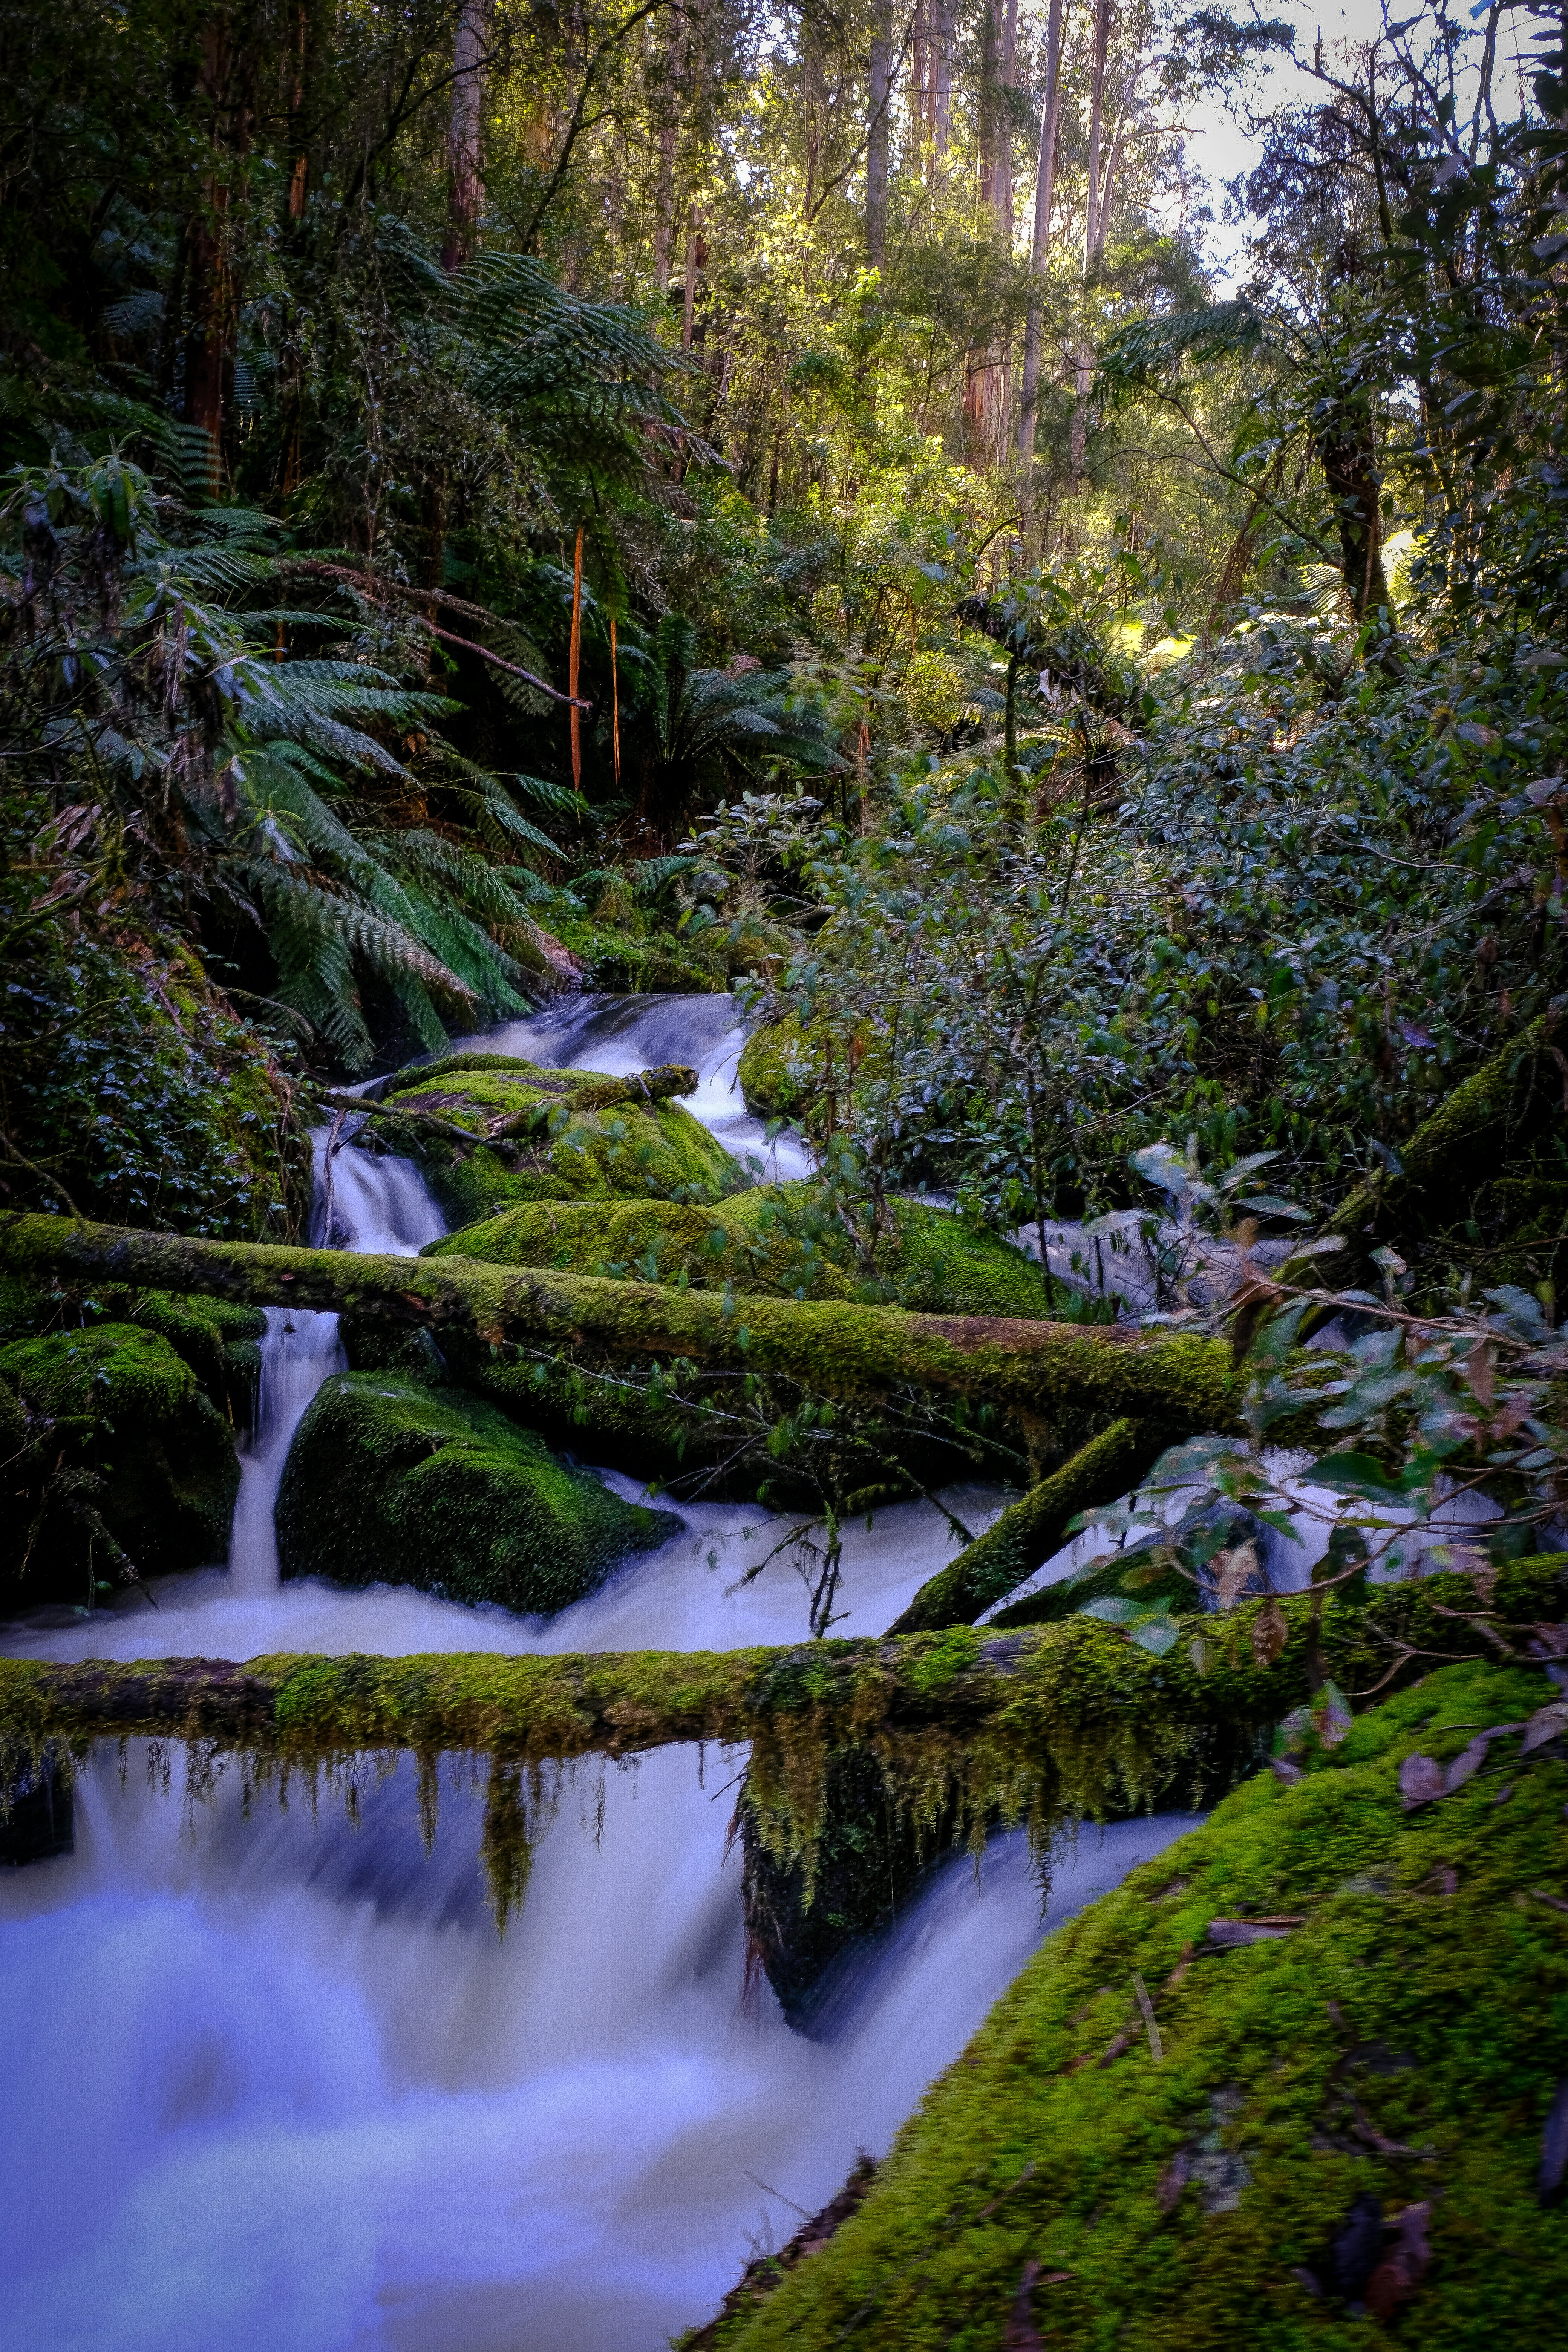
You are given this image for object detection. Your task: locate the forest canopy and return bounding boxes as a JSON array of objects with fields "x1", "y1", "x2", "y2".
[{"x1": 1, "y1": 0, "x2": 1564, "y2": 1254}]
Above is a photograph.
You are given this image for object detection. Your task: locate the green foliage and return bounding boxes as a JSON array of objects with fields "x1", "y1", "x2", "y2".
[
  {"x1": 0, "y1": 456, "x2": 575, "y2": 1071},
  {"x1": 0, "y1": 1322, "x2": 239, "y2": 1608}
]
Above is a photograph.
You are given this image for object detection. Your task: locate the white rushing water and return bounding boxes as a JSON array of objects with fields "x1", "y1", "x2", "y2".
[{"x1": 0, "y1": 990, "x2": 1197, "y2": 2352}]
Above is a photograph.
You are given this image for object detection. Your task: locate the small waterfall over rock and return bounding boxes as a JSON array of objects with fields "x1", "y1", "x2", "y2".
[{"x1": 227, "y1": 1135, "x2": 448, "y2": 1594}]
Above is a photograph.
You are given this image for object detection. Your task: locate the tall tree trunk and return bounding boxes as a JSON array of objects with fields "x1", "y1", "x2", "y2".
[
  {"x1": 1082, "y1": 0, "x2": 1111, "y2": 270},
  {"x1": 867, "y1": 0, "x2": 892, "y2": 271},
  {"x1": 681, "y1": 203, "x2": 700, "y2": 347},
  {"x1": 1018, "y1": 0, "x2": 1069, "y2": 461},
  {"x1": 1322, "y1": 415, "x2": 1390, "y2": 618},
  {"x1": 933, "y1": 0, "x2": 952, "y2": 156},
  {"x1": 1068, "y1": 0, "x2": 1112, "y2": 485},
  {"x1": 286, "y1": 1, "x2": 310, "y2": 222},
  {"x1": 442, "y1": 0, "x2": 493, "y2": 273},
  {"x1": 651, "y1": 5, "x2": 684, "y2": 292}
]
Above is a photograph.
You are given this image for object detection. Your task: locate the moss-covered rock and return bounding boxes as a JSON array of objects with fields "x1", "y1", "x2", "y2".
[
  {"x1": 383, "y1": 1053, "x2": 740, "y2": 1227},
  {"x1": 0, "y1": 1323, "x2": 240, "y2": 1608},
  {"x1": 551, "y1": 913, "x2": 732, "y2": 993},
  {"x1": 432, "y1": 1181, "x2": 1052, "y2": 1319},
  {"x1": 275, "y1": 1371, "x2": 679, "y2": 1613},
  {"x1": 736, "y1": 1013, "x2": 833, "y2": 1122},
  {"x1": 687, "y1": 1653, "x2": 1568, "y2": 2350}
]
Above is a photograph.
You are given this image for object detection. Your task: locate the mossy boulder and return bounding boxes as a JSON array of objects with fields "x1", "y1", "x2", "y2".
[
  {"x1": 0, "y1": 1323, "x2": 240, "y2": 1608},
  {"x1": 114, "y1": 1291, "x2": 266, "y2": 1423},
  {"x1": 736, "y1": 1013, "x2": 835, "y2": 1122},
  {"x1": 275, "y1": 1371, "x2": 679, "y2": 1613},
  {"x1": 383, "y1": 1053, "x2": 740, "y2": 1227},
  {"x1": 431, "y1": 1181, "x2": 1053, "y2": 1319},
  {"x1": 686, "y1": 1653, "x2": 1568, "y2": 2350},
  {"x1": 551, "y1": 913, "x2": 731, "y2": 993}
]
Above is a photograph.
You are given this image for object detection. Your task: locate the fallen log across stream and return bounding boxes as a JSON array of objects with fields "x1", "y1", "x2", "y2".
[
  {"x1": 4, "y1": 1562, "x2": 1562, "y2": 1875},
  {"x1": 0, "y1": 1212, "x2": 1251, "y2": 1428}
]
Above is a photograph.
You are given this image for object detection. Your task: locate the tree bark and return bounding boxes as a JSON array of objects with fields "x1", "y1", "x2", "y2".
[
  {"x1": 185, "y1": 21, "x2": 251, "y2": 496},
  {"x1": 886, "y1": 1415, "x2": 1163, "y2": 1632},
  {"x1": 1082, "y1": 0, "x2": 1111, "y2": 269},
  {"x1": 867, "y1": 1, "x2": 892, "y2": 272},
  {"x1": 1322, "y1": 413, "x2": 1391, "y2": 620},
  {"x1": 0, "y1": 1217, "x2": 1247, "y2": 1430},
  {"x1": 1018, "y1": 0, "x2": 1069, "y2": 461},
  {"x1": 442, "y1": 0, "x2": 493, "y2": 273},
  {"x1": 932, "y1": 0, "x2": 952, "y2": 155}
]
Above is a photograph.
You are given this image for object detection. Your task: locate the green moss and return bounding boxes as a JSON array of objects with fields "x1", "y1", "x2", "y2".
[
  {"x1": 114, "y1": 1292, "x2": 266, "y2": 1422},
  {"x1": 551, "y1": 916, "x2": 731, "y2": 993},
  {"x1": 274, "y1": 1370, "x2": 678, "y2": 1614},
  {"x1": 385, "y1": 1057, "x2": 740, "y2": 1225},
  {"x1": 432, "y1": 1182, "x2": 1053, "y2": 1320},
  {"x1": 0, "y1": 1323, "x2": 239, "y2": 1605},
  {"x1": 737, "y1": 1014, "x2": 830, "y2": 1121},
  {"x1": 694, "y1": 1652, "x2": 1568, "y2": 2350}
]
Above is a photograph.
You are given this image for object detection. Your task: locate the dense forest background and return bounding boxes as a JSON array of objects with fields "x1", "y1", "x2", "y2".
[{"x1": 1, "y1": 0, "x2": 1565, "y2": 1255}]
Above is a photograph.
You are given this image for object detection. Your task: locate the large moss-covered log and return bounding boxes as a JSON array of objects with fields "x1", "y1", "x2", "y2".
[
  {"x1": 886, "y1": 1417, "x2": 1164, "y2": 1635},
  {"x1": 0, "y1": 1216, "x2": 1246, "y2": 1430},
  {"x1": 683, "y1": 1650, "x2": 1568, "y2": 2351},
  {"x1": 4, "y1": 1556, "x2": 1561, "y2": 1793}
]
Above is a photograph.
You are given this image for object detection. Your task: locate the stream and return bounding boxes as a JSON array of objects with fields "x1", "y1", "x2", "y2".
[{"x1": 0, "y1": 993, "x2": 1193, "y2": 2352}]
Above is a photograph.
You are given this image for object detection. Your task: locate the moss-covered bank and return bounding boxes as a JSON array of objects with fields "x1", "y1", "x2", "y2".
[
  {"x1": 0, "y1": 1322, "x2": 240, "y2": 1607},
  {"x1": 684, "y1": 1652, "x2": 1568, "y2": 2350},
  {"x1": 275, "y1": 1370, "x2": 678, "y2": 1612}
]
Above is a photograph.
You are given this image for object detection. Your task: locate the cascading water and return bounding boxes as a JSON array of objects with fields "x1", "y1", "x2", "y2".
[
  {"x1": 0, "y1": 991, "x2": 1196, "y2": 2352},
  {"x1": 227, "y1": 1134, "x2": 446, "y2": 1594}
]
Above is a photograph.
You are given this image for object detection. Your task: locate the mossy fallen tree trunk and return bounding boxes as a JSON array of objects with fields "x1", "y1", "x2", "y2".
[
  {"x1": 886, "y1": 1417, "x2": 1164, "y2": 1635},
  {"x1": 4, "y1": 1556, "x2": 1560, "y2": 1814},
  {"x1": 0, "y1": 1214, "x2": 1246, "y2": 1428},
  {"x1": 1306, "y1": 1010, "x2": 1562, "y2": 1286}
]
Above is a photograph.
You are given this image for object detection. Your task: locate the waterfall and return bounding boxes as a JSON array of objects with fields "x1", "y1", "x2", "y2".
[
  {"x1": 228, "y1": 1135, "x2": 448, "y2": 1593},
  {"x1": 0, "y1": 991, "x2": 1198, "y2": 2352}
]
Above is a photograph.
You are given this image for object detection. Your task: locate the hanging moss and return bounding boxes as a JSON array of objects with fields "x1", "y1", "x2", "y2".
[
  {"x1": 380, "y1": 1056, "x2": 740, "y2": 1225},
  {"x1": 0, "y1": 1322, "x2": 240, "y2": 1606},
  {"x1": 682, "y1": 1651, "x2": 1568, "y2": 2350},
  {"x1": 274, "y1": 1370, "x2": 679, "y2": 1613},
  {"x1": 6, "y1": 1557, "x2": 1564, "y2": 1911}
]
